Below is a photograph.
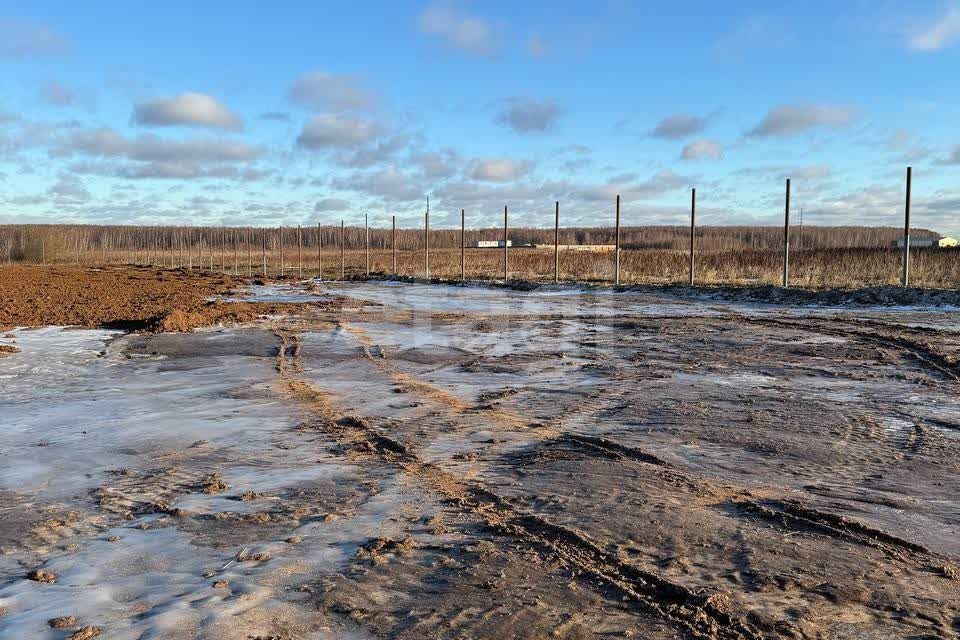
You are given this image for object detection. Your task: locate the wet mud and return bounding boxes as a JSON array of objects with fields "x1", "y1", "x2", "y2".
[{"x1": 1, "y1": 279, "x2": 959, "y2": 638}]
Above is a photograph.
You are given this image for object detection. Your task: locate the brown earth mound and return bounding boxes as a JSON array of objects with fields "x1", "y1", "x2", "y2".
[{"x1": 0, "y1": 265, "x2": 317, "y2": 332}]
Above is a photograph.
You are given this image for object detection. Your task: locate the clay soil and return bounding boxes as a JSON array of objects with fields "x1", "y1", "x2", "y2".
[{"x1": 0, "y1": 265, "x2": 327, "y2": 332}]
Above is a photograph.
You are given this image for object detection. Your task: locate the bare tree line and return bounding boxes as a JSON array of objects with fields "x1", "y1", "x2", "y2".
[{"x1": 0, "y1": 223, "x2": 941, "y2": 264}]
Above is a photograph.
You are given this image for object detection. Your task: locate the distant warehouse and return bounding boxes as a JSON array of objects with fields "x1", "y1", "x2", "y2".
[
  {"x1": 893, "y1": 236, "x2": 957, "y2": 248},
  {"x1": 472, "y1": 240, "x2": 512, "y2": 248}
]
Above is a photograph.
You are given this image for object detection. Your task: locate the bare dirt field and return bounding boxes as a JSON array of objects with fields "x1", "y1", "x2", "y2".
[{"x1": 1, "y1": 269, "x2": 959, "y2": 639}]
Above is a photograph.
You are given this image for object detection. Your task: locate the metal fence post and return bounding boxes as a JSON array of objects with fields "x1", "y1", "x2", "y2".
[
  {"x1": 503, "y1": 205, "x2": 509, "y2": 281},
  {"x1": 554, "y1": 201, "x2": 560, "y2": 283},
  {"x1": 615, "y1": 195, "x2": 621, "y2": 285},
  {"x1": 689, "y1": 188, "x2": 696, "y2": 286},
  {"x1": 782, "y1": 179, "x2": 790, "y2": 287},
  {"x1": 902, "y1": 166, "x2": 912, "y2": 287}
]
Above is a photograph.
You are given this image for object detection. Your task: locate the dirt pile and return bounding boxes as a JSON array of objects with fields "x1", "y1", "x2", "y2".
[
  {"x1": 0, "y1": 266, "x2": 242, "y2": 330},
  {"x1": 0, "y1": 265, "x2": 338, "y2": 333}
]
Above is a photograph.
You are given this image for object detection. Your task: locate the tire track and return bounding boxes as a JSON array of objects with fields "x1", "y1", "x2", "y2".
[{"x1": 274, "y1": 336, "x2": 766, "y2": 640}]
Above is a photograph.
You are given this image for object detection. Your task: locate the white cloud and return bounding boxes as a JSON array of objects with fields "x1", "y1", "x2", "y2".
[
  {"x1": 0, "y1": 19, "x2": 66, "y2": 58},
  {"x1": 39, "y1": 82, "x2": 75, "y2": 107},
  {"x1": 314, "y1": 198, "x2": 350, "y2": 212},
  {"x1": 411, "y1": 149, "x2": 460, "y2": 179},
  {"x1": 651, "y1": 114, "x2": 708, "y2": 139},
  {"x1": 48, "y1": 175, "x2": 90, "y2": 202},
  {"x1": 746, "y1": 104, "x2": 858, "y2": 138},
  {"x1": 296, "y1": 114, "x2": 382, "y2": 149},
  {"x1": 681, "y1": 138, "x2": 723, "y2": 160},
  {"x1": 332, "y1": 166, "x2": 423, "y2": 203},
  {"x1": 66, "y1": 128, "x2": 259, "y2": 162},
  {"x1": 58, "y1": 127, "x2": 261, "y2": 180},
  {"x1": 134, "y1": 93, "x2": 243, "y2": 131},
  {"x1": 289, "y1": 72, "x2": 376, "y2": 112},
  {"x1": 419, "y1": 3, "x2": 495, "y2": 56},
  {"x1": 495, "y1": 97, "x2": 562, "y2": 134},
  {"x1": 937, "y1": 145, "x2": 960, "y2": 165},
  {"x1": 469, "y1": 158, "x2": 533, "y2": 182},
  {"x1": 909, "y1": 6, "x2": 960, "y2": 51}
]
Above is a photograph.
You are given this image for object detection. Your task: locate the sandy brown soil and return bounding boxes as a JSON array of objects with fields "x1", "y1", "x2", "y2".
[{"x1": 2, "y1": 277, "x2": 960, "y2": 639}]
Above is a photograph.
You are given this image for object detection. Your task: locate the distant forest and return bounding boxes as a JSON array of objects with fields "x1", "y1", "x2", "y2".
[{"x1": 0, "y1": 223, "x2": 941, "y2": 262}]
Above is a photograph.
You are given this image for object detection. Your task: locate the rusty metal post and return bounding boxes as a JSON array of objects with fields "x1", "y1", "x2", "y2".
[
  {"x1": 364, "y1": 213, "x2": 369, "y2": 277},
  {"x1": 554, "y1": 201, "x2": 560, "y2": 283},
  {"x1": 340, "y1": 220, "x2": 345, "y2": 280},
  {"x1": 902, "y1": 166, "x2": 912, "y2": 287},
  {"x1": 782, "y1": 178, "x2": 790, "y2": 287},
  {"x1": 615, "y1": 195, "x2": 621, "y2": 285},
  {"x1": 503, "y1": 205, "x2": 509, "y2": 280},
  {"x1": 297, "y1": 224, "x2": 303, "y2": 279},
  {"x1": 317, "y1": 222, "x2": 323, "y2": 281},
  {"x1": 392, "y1": 215, "x2": 397, "y2": 275},
  {"x1": 461, "y1": 209, "x2": 465, "y2": 280},
  {"x1": 689, "y1": 188, "x2": 696, "y2": 286}
]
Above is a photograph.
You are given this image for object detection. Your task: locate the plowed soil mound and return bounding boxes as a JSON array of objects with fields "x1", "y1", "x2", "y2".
[{"x1": 0, "y1": 266, "x2": 313, "y2": 332}]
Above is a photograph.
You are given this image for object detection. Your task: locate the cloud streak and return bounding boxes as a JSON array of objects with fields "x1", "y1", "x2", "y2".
[
  {"x1": 296, "y1": 114, "x2": 382, "y2": 149},
  {"x1": 289, "y1": 72, "x2": 376, "y2": 112},
  {"x1": 495, "y1": 97, "x2": 562, "y2": 134},
  {"x1": 650, "y1": 114, "x2": 709, "y2": 139},
  {"x1": 746, "y1": 104, "x2": 857, "y2": 138},
  {"x1": 909, "y1": 6, "x2": 960, "y2": 51},
  {"x1": 419, "y1": 3, "x2": 495, "y2": 56},
  {"x1": 134, "y1": 93, "x2": 243, "y2": 131},
  {"x1": 681, "y1": 139, "x2": 723, "y2": 160},
  {"x1": 0, "y1": 19, "x2": 66, "y2": 58}
]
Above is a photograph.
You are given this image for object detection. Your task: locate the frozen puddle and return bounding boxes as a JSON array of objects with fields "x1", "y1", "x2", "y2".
[
  {"x1": 0, "y1": 326, "x2": 391, "y2": 639},
  {"x1": 218, "y1": 282, "x2": 336, "y2": 303}
]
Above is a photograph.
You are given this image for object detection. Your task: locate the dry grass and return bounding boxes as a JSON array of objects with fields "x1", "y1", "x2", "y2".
[
  {"x1": 19, "y1": 246, "x2": 954, "y2": 290},
  {"x1": 2, "y1": 223, "x2": 957, "y2": 289}
]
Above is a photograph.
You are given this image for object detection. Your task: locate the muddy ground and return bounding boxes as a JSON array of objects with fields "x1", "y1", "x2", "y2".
[{"x1": 1, "y1": 276, "x2": 959, "y2": 639}]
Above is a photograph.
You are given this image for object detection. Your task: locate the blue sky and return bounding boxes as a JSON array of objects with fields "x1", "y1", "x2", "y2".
[{"x1": 2, "y1": 1, "x2": 960, "y2": 235}]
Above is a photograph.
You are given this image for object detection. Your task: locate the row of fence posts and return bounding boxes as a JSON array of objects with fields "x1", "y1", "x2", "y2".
[{"x1": 87, "y1": 166, "x2": 916, "y2": 287}]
